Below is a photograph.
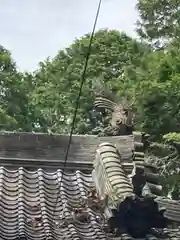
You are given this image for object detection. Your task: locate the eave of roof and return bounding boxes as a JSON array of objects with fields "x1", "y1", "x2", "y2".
[{"x1": 0, "y1": 131, "x2": 134, "y2": 171}]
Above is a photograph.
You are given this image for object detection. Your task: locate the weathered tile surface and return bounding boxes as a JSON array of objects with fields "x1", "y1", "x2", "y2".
[
  {"x1": 0, "y1": 167, "x2": 106, "y2": 240},
  {"x1": 0, "y1": 167, "x2": 179, "y2": 240},
  {"x1": 155, "y1": 197, "x2": 180, "y2": 222},
  {"x1": 0, "y1": 132, "x2": 134, "y2": 165}
]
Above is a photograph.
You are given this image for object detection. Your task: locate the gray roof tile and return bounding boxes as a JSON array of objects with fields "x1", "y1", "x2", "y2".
[
  {"x1": 155, "y1": 197, "x2": 180, "y2": 222},
  {"x1": 0, "y1": 132, "x2": 179, "y2": 239},
  {"x1": 0, "y1": 167, "x2": 107, "y2": 240},
  {"x1": 0, "y1": 167, "x2": 179, "y2": 240}
]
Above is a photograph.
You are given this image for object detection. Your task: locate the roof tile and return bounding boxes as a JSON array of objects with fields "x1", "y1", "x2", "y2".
[
  {"x1": 0, "y1": 167, "x2": 107, "y2": 240},
  {"x1": 0, "y1": 167, "x2": 179, "y2": 240}
]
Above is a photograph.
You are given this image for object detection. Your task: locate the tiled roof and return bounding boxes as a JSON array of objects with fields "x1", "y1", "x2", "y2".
[
  {"x1": 0, "y1": 132, "x2": 179, "y2": 240},
  {"x1": 155, "y1": 197, "x2": 180, "y2": 222},
  {"x1": 0, "y1": 166, "x2": 179, "y2": 240},
  {"x1": 111, "y1": 229, "x2": 180, "y2": 240},
  {"x1": 0, "y1": 132, "x2": 133, "y2": 240},
  {"x1": 0, "y1": 167, "x2": 106, "y2": 240}
]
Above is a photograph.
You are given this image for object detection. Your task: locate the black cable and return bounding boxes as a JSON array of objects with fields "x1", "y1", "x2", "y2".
[{"x1": 53, "y1": 0, "x2": 102, "y2": 219}]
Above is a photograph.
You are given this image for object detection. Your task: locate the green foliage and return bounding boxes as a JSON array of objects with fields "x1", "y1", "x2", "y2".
[
  {"x1": 163, "y1": 132, "x2": 180, "y2": 143},
  {"x1": 161, "y1": 132, "x2": 180, "y2": 199},
  {"x1": 2, "y1": 27, "x2": 180, "y2": 140},
  {"x1": 31, "y1": 29, "x2": 149, "y2": 134},
  {"x1": 137, "y1": 78, "x2": 180, "y2": 136},
  {"x1": 163, "y1": 173, "x2": 180, "y2": 200},
  {"x1": 121, "y1": 43, "x2": 180, "y2": 138},
  {"x1": 0, "y1": 45, "x2": 16, "y2": 72},
  {"x1": 136, "y1": 0, "x2": 180, "y2": 45},
  {"x1": 146, "y1": 141, "x2": 180, "y2": 199},
  {"x1": 0, "y1": 45, "x2": 36, "y2": 131}
]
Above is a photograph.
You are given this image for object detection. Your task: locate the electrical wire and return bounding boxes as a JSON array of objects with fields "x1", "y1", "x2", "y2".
[{"x1": 53, "y1": 0, "x2": 102, "y2": 219}]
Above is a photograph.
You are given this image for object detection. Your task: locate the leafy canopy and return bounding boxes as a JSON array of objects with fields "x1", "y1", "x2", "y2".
[
  {"x1": 136, "y1": 0, "x2": 180, "y2": 46},
  {"x1": 32, "y1": 29, "x2": 149, "y2": 134}
]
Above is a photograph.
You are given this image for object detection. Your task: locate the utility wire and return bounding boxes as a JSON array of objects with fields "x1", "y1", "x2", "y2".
[{"x1": 53, "y1": 0, "x2": 102, "y2": 219}]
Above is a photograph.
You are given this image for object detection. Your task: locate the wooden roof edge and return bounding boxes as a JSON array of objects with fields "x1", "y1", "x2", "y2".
[
  {"x1": 0, "y1": 131, "x2": 135, "y2": 152},
  {"x1": 0, "y1": 132, "x2": 135, "y2": 170},
  {"x1": 0, "y1": 131, "x2": 135, "y2": 148}
]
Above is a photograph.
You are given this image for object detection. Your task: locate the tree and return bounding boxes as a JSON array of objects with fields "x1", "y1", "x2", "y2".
[
  {"x1": 32, "y1": 29, "x2": 150, "y2": 134},
  {"x1": 128, "y1": 44, "x2": 180, "y2": 137},
  {"x1": 0, "y1": 45, "x2": 16, "y2": 72},
  {"x1": 0, "y1": 45, "x2": 18, "y2": 130},
  {"x1": 0, "y1": 45, "x2": 35, "y2": 131},
  {"x1": 136, "y1": 0, "x2": 180, "y2": 46}
]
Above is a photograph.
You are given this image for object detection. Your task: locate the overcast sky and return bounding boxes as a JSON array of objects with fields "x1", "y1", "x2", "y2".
[{"x1": 0, "y1": 0, "x2": 138, "y2": 72}]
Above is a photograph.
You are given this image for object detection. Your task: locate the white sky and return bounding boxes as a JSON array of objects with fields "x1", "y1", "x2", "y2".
[{"x1": 0, "y1": 0, "x2": 138, "y2": 71}]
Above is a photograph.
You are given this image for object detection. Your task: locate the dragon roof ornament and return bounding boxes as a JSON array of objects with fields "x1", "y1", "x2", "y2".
[{"x1": 94, "y1": 95, "x2": 136, "y2": 135}]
